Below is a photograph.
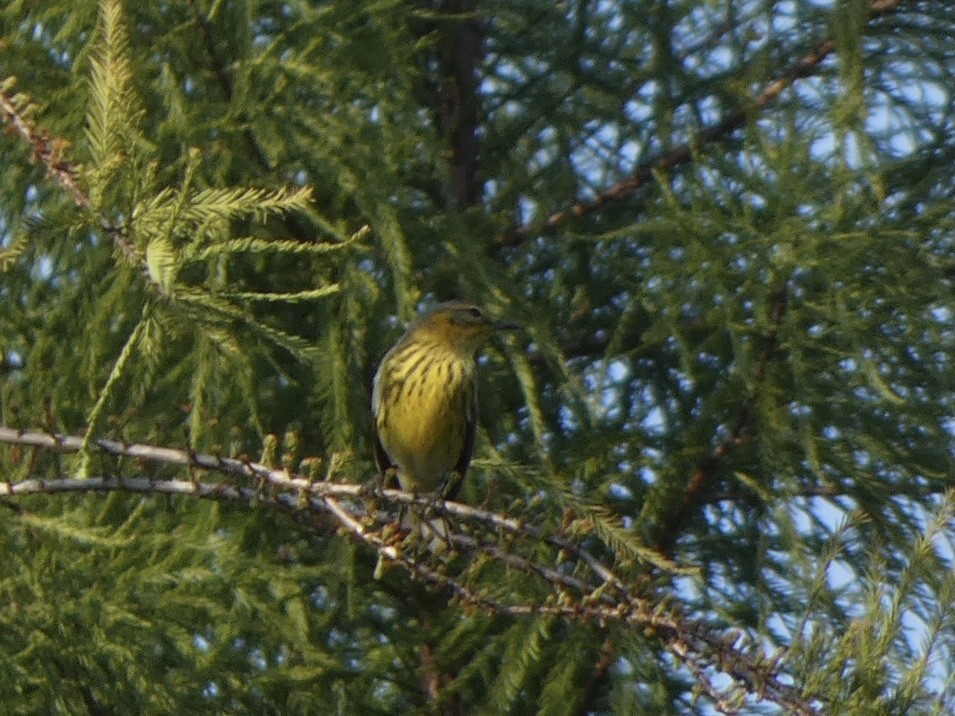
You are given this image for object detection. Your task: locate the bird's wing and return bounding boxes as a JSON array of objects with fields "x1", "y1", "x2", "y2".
[
  {"x1": 373, "y1": 426, "x2": 394, "y2": 474},
  {"x1": 371, "y1": 366, "x2": 398, "y2": 486},
  {"x1": 373, "y1": 429, "x2": 400, "y2": 490},
  {"x1": 444, "y1": 380, "x2": 478, "y2": 500}
]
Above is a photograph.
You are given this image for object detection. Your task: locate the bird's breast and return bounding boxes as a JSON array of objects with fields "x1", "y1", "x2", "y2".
[{"x1": 375, "y1": 353, "x2": 474, "y2": 491}]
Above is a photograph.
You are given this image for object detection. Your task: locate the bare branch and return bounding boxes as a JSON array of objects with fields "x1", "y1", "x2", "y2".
[{"x1": 0, "y1": 426, "x2": 817, "y2": 714}]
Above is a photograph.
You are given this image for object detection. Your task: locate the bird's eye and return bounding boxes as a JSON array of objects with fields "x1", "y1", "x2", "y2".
[{"x1": 467, "y1": 307, "x2": 483, "y2": 320}]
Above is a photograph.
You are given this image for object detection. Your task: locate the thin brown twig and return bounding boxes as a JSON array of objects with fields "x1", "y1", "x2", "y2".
[
  {"x1": 326, "y1": 493, "x2": 814, "y2": 714},
  {"x1": 499, "y1": 0, "x2": 908, "y2": 247},
  {"x1": 0, "y1": 83, "x2": 139, "y2": 263},
  {"x1": 572, "y1": 636, "x2": 615, "y2": 716},
  {"x1": 0, "y1": 429, "x2": 638, "y2": 601},
  {"x1": 0, "y1": 426, "x2": 673, "y2": 582},
  {"x1": 186, "y1": 0, "x2": 234, "y2": 97},
  {"x1": 656, "y1": 286, "x2": 789, "y2": 554},
  {"x1": 0, "y1": 87, "x2": 90, "y2": 210},
  {"x1": 185, "y1": 0, "x2": 275, "y2": 174},
  {"x1": 0, "y1": 426, "x2": 817, "y2": 714},
  {"x1": 184, "y1": 0, "x2": 334, "y2": 248}
]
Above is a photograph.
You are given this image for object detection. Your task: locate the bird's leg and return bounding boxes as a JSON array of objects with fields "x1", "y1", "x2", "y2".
[
  {"x1": 411, "y1": 484, "x2": 457, "y2": 555},
  {"x1": 358, "y1": 466, "x2": 398, "y2": 510},
  {"x1": 441, "y1": 469, "x2": 465, "y2": 503},
  {"x1": 358, "y1": 467, "x2": 404, "y2": 550}
]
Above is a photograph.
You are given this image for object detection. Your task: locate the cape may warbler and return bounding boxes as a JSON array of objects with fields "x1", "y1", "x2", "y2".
[{"x1": 372, "y1": 301, "x2": 519, "y2": 496}]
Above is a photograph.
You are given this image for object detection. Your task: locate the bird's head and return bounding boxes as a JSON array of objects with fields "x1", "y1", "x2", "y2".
[{"x1": 410, "y1": 301, "x2": 520, "y2": 355}]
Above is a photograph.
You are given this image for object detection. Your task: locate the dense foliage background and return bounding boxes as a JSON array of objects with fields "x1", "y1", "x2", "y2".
[{"x1": 0, "y1": 0, "x2": 953, "y2": 713}]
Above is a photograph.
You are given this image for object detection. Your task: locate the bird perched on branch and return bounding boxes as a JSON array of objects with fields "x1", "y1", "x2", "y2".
[{"x1": 372, "y1": 301, "x2": 519, "y2": 498}]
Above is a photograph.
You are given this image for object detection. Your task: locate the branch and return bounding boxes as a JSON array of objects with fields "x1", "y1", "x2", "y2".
[
  {"x1": 0, "y1": 86, "x2": 90, "y2": 209},
  {"x1": 498, "y1": 0, "x2": 908, "y2": 246},
  {"x1": 655, "y1": 286, "x2": 789, "y2": 554},
  {"x1": 0, "y1": 426, "x2": 817, "y2": 715},
  {"x1": 435, "y1": 0, "x2": 484, "y2": 209},
  {"x1": 183, "y1": 1, "x2": 328, "y2": 246},
  {"x1": 0, "y1": 81, "x2": 139, "y2": 263},
  {"x1": 186, "y1": 0, "x2": 273, "y2": 174}
]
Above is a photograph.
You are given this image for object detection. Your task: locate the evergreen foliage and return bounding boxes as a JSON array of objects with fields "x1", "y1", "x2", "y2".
[{"x1": 0, "y1": 0, "x2": 952, "y2": 713}]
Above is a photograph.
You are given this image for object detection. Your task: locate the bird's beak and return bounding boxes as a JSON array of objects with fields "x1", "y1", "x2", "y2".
[{"x1": 493, "y1": 320, "x2": 522, "y2": 332}]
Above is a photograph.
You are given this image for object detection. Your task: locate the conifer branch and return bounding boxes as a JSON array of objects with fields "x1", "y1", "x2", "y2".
[
  {"x1": 184, "y1": 0, "x2": 327, "y2": 250},
  {"x1": 0, "y1": 83, "x2": 90, "y2": 211},
  {"x1": 656, "y1": 286, "x2": 789, "y2": 554},
  {"x1": 0, "y1": 425, "x2": 817, "y2": 714},
  {"x1": 498, "y1": 0, "x2": 908, "y2": 247},
  {"x1": 0, "y1": 79, "x2": 138, "y2": 264},
  {"x1": 185, "y1": 0, "x2": 274, "y2": 176}
]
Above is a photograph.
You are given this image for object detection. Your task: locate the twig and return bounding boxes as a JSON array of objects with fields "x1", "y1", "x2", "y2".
[
  {"x1": 0, "y1": 86, "x2": 90, "y2": 209},
  {"x1": 656, "y1": 286, "x2": 789, "y2": 554},
  {"x1": 499, "y1": 0, "x2": 908, "y2": 246},
  {"x1": 0, "y1": 83, "x2": 139, "y2": 263},
  {"x1": 0, "y1": 426, "x2": 818, "y2": 714}
]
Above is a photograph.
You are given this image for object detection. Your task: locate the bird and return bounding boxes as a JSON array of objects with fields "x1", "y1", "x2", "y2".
[{"x1": 372, "y1": 301, "x2": 519, "y2": 498}]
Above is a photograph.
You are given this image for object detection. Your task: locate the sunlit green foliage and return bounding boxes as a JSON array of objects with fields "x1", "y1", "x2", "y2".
[{"x1": 0, "y1": 0, "x2": 952, "y2": 713}]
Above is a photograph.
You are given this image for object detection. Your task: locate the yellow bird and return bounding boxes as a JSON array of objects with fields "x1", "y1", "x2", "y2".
[{"x1": 372, "y1": 301, "x2": 519, "y2": 497}]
